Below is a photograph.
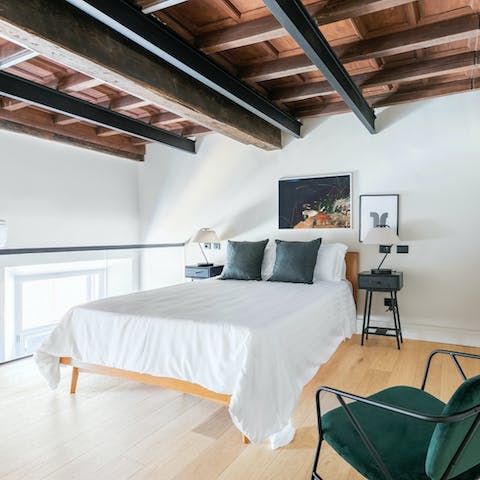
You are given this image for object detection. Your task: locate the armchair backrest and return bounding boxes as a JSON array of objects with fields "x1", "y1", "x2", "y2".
[{"x1": 425, "y1": 375, "x2": 480, "y2": 479}]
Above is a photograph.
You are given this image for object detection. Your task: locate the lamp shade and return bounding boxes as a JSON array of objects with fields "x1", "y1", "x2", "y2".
[
  {"x1": 191, "y1": 228, "x2": 220, "y2": 244},
  {"x1": 0, "y1": 220, "x2": 7, "y2": 248},
  {"x1": 364, "y1": 226, "x2": 400, "y2": 245}
]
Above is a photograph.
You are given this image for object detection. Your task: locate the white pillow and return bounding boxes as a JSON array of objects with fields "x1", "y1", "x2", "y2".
[
  {"x1": 261, "y1": 239, "x2": 276, "y2": 280},
  {"x1": 313, "y1": 243, "x2": 348, "y2": 282}
]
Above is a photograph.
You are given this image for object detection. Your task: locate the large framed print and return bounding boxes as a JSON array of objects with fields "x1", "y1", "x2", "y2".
[
  {"x1": 279, "y1": 173, "x2": 352, "y2": 229},
  {"x1": 359, "y1": 194, "x2": 399, "y2": 242}
]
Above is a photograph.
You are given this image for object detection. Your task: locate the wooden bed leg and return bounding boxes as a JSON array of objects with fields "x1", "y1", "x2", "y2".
[
  {"x1": 242, "y1": 434, "x2": 250, "y2": 444},
  {"x1": 70, "y1": 367, "x2": 79, "y2": 394}
]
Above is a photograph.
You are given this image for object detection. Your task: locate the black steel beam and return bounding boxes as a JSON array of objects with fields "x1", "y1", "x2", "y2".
[
  {"x1": 0, "y1": 71, "x2": 196, "y2": 153},
  {"x1": 64, "y1": 0, "x2": 302, "y2": 137},
  {"x1": 264, "y1": 0, "x2": 376, "y2": 134}
]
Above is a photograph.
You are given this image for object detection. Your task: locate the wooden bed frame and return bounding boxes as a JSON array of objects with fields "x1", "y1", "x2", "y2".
[{"x1": 60, "y1": 251, "x2": 359, "y2": 445}]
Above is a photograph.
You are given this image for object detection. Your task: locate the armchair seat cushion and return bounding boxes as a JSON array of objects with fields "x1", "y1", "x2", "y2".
[{"x1": 322, "y1": 386, "x2": 445, "y2": 480}]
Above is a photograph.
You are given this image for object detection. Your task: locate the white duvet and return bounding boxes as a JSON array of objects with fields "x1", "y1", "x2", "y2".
[{"x1": 35, "y1": 278, "x2": 355, "y2": 448}]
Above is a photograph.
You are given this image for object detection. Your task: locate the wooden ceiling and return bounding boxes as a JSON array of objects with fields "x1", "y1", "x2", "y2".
[
  {"x1": 140, "y1": 0, "x2": 480, "y2": 118},
  {"x1": 0, "y1": 37, "x2": 211, "y2": 161},
  {"x1": 0, "y1": 0, "x2": 479, "y2": 160}
]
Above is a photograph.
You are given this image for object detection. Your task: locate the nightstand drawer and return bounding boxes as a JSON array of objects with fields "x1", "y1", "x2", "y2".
[
  {"x1": 358, "y1": 272, "x2": 403, "y2": 291},
  {"x1": 185, "y1": 267, "x2": 210, "y2": 278},
  {"x1": 185, "y1": 265, "x2": 224, "y2": 279}
]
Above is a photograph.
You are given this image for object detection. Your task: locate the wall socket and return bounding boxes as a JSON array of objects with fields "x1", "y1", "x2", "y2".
[{"x1": 397, "y1": 245, "x2": 409, "y2": 254}]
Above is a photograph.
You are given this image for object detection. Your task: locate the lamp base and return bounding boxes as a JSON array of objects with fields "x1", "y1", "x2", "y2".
[
  {"x1": 197, "y1": 262, "x2": 214, "y2": 267},
  {"x1": 370, "y1": 268, "x2": 392, "y2": 275}
]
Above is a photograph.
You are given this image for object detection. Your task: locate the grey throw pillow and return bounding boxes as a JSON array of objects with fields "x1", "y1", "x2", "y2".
[
  {"x1": 268, "y1": 238, "x2": 322, "y2": 284},
  {"x1": 220, "y1": 240, "x2": 268, "y2": 280}
]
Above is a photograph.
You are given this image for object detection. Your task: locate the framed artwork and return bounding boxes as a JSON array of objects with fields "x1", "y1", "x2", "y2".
[
  {"x1": 279, "y1": 173, "x2": 352, "y2": 229},
  {"x1": 359, "y1": 194, "x2": 399, "y2": 242}
]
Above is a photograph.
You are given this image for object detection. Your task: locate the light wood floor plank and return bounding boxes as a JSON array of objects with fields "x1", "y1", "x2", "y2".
[{"x1": 1, "y1": 335, "x2": 479, "y2": 480}]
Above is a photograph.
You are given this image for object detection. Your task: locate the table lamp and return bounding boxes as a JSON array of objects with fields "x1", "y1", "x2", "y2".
[
  {"x1": 364, "y1": 225, "x2": 400, "y2": 274},
  {"x1": 191, "y1": 228, "x2": 220, "y2": 266}
]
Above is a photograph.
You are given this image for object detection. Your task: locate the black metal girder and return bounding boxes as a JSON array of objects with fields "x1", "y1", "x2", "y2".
[
  {"x1": 264, "y1": 0, "x2": 376, "y2": 134},
  {"x1": 64, "y1": 0, "x2": 302, "y2": 137},
  {"x1": 0, "y1": 71, "x2": 196, "y2": 153}
]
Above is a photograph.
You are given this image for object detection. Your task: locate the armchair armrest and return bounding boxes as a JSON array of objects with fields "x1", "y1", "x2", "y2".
[
  {"x1": 315, "y1": 386, "x2": 480, "y2": 425},
  {"x1": 421, "y1": 349, "x2": 480, "y2": 391}
]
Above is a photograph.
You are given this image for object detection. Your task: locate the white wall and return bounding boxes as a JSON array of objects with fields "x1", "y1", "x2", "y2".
[
  {"x1": 0, "y1": 131, "x2": 140, "y2": 247},
  {"x1": 139, "y1": 90, "x2": 480, "y2": 347}
]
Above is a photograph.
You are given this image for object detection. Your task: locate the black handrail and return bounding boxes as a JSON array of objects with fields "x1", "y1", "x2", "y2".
[{"x1": 0, "y1": 243, "x2": 184, "y2": 256}]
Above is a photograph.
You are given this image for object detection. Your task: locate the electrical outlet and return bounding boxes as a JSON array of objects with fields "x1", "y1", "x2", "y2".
[
  {"x1": 379, "y1": 245, "x2": 391, "y2": 254},
  {"x1": 203, "y1": 243, "x2": 212, "y2": 249},
  {"x1": 384, "y1": 298, "x2": 392, "y2": 308},
  {"x1": 397, "y1": 245, "x2": 409, "y2": 254},
  {"x1": 213, "y1": 243, "x2": 221, "y2": 250}
]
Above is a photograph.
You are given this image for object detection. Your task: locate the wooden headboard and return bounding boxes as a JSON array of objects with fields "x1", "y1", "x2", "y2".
[{"x1": 345, "y1": 251, "x2": 359, "y2": 306}]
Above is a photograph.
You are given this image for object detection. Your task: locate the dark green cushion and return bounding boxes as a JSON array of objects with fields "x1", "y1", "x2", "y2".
[
  {"x1": 220, "y1": 240, "x2": 268, "y2": 281},
  {"x1": 268, "y1": 238, "x2": 321, "y2": 284},
  {"x1": 323, "y1": 386, "x2": 445, "y2": 480},
  {"x1": 426, "y1": 375, "x2": 480, "y2": 480}
]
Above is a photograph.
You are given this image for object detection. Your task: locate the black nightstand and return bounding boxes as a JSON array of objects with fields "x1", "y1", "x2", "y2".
[
  {"x1": 185, "y1": 265, "x2": 224, "y2": 280},
  {"x1": 358, "y1": 271, "x2": 404, "y2": 349}
]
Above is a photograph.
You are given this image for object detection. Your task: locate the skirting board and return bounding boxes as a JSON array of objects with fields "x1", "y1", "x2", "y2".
[{"x1": 354, "y1": 316, "x2": 480, "y2": 347}]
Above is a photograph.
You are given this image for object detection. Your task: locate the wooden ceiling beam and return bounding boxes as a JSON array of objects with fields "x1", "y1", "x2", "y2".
[
  {"x1": 265, "y1": 0, "x2": 375, "y2": 133},
  {"x1": 64, "y1": 0, "x2": 299, "y2": 138},
  {"x1": 149, "y1": 111, "x2": 182, "y2": 125},
  {"x1": 273, "y1": 51, "x2": 479, "y2": 102},
  {"x1": 198, "y1": 0, "x2": 414, "y2": 54},
  {"x1": 0, "y1": 106, "x2": 144, "y2": 160},
  {"x1": 294, "y1": 79, "x2": 479, "y2": 118},
  {"x1": 58, "y1": 73, "x2": 104, "y2": 92},
  {"x1": 0, "y1": 43, "x2": 37, "y2": 69},
  {"x1": 1, "y1": 97, "x2": 27, "y2": 111},
  {"x1": 110, "y1": 95, "x2": 150, "y2": 111},
  {"x1": 141, "y1": 0, "x2": 188, "y2": 14},
  {"x1": 0, "y1": 0, "x2": 282, "y2": 151},
  {"x1": 242, "y1": 14, "x2": 480, "y2": 82},
  {"x1": 0, "y1": 71, "x2": 196, "y2": 152},
  {"x1": 54, "y1": 114, "x2": 81, "y2": 125}
]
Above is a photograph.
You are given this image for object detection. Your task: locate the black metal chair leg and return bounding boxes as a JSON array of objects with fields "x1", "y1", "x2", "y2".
[{"x1": 311, "y1": 438, "x2": 324, "y2": 480}]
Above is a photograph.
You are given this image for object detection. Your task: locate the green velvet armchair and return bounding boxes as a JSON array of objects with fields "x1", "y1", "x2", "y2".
[{"x1": 312, "y1": 350, "x2": 480, "y2": 480}]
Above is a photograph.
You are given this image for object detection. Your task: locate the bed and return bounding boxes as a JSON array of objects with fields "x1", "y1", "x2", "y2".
[{"x1": 35, "y1": 251, "x2": 358, "y2": 448}]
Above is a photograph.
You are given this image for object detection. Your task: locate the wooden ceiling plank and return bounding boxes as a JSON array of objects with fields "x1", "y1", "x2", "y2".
[
  {"x1": 242, "y1": 14, "x2": 480, "y2": 82},
  {"x1": 59, "y1": 72, "x2": 104, "y2": 92},
  {"x1": 96, "y1": 126, "x2": 121, "y2": 136},
  {"x1": 0, "y1": 107, "x2": 144, "y2": 160},
  {"x1": 54, "y1": 113, "x2": 81, "y2": 125},
  {"x1": 110, "y1": 95, "x2": 150, "y2": 111},
  {"x1": 0, "y1": 0, "x2": 282, "y2": 150},
  {"x1": 1, "y1": 97, "x2": 27, "y2": 110},
  {"x1": 148, "y1": 111, "x2": 182, "y2": 125},
  {"x1": 0, "y1": 44, "x2": 37, "y2": 69},
  {"x1": 273, "y1": 51, "x2": 478, "y2": 102},
  {"x1": 198, "y1": 0, "x2": 414, "y2": 54},
  {"x1": 294, "y1": 78, "x2": 477, "y2": 117},
  {"x1": 142, "y1": 0, "x2": 188, "y2": 14}
]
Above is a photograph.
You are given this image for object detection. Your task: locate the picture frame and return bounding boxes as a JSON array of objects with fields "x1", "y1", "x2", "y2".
[
  {"x1": 359, "y1": 194, "x2": 399, "y2": 242},
  {"x1": 279, "y1": 173, "x2": 352, "y2": 230}
]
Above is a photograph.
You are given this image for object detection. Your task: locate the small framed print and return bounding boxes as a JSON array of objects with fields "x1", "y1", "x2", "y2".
[{"x1": 359, "y1": 194, "x2": 399, "y2": 242}]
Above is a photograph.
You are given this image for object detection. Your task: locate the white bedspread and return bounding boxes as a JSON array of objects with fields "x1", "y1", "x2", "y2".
[{"x1": 35, "y1": 278, "x2": 355, "y2": 448}]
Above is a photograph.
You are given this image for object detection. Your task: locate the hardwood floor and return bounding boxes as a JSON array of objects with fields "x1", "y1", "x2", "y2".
[{"x1": 1, "y1": 335, "x2": 479, "y2": 480}]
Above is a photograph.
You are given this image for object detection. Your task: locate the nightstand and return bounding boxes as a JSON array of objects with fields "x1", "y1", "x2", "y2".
[
  {"x1": 358, "y1": 271, "x2": 404, "y2": 349},
  {"x1": 185, "y1": 265, "x2": 224, "y2": 280}
]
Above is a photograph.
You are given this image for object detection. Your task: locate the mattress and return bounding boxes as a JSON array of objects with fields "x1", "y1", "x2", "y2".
[{"x1": 35, "y1": 277, "x2": 356, "y2": 448}]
